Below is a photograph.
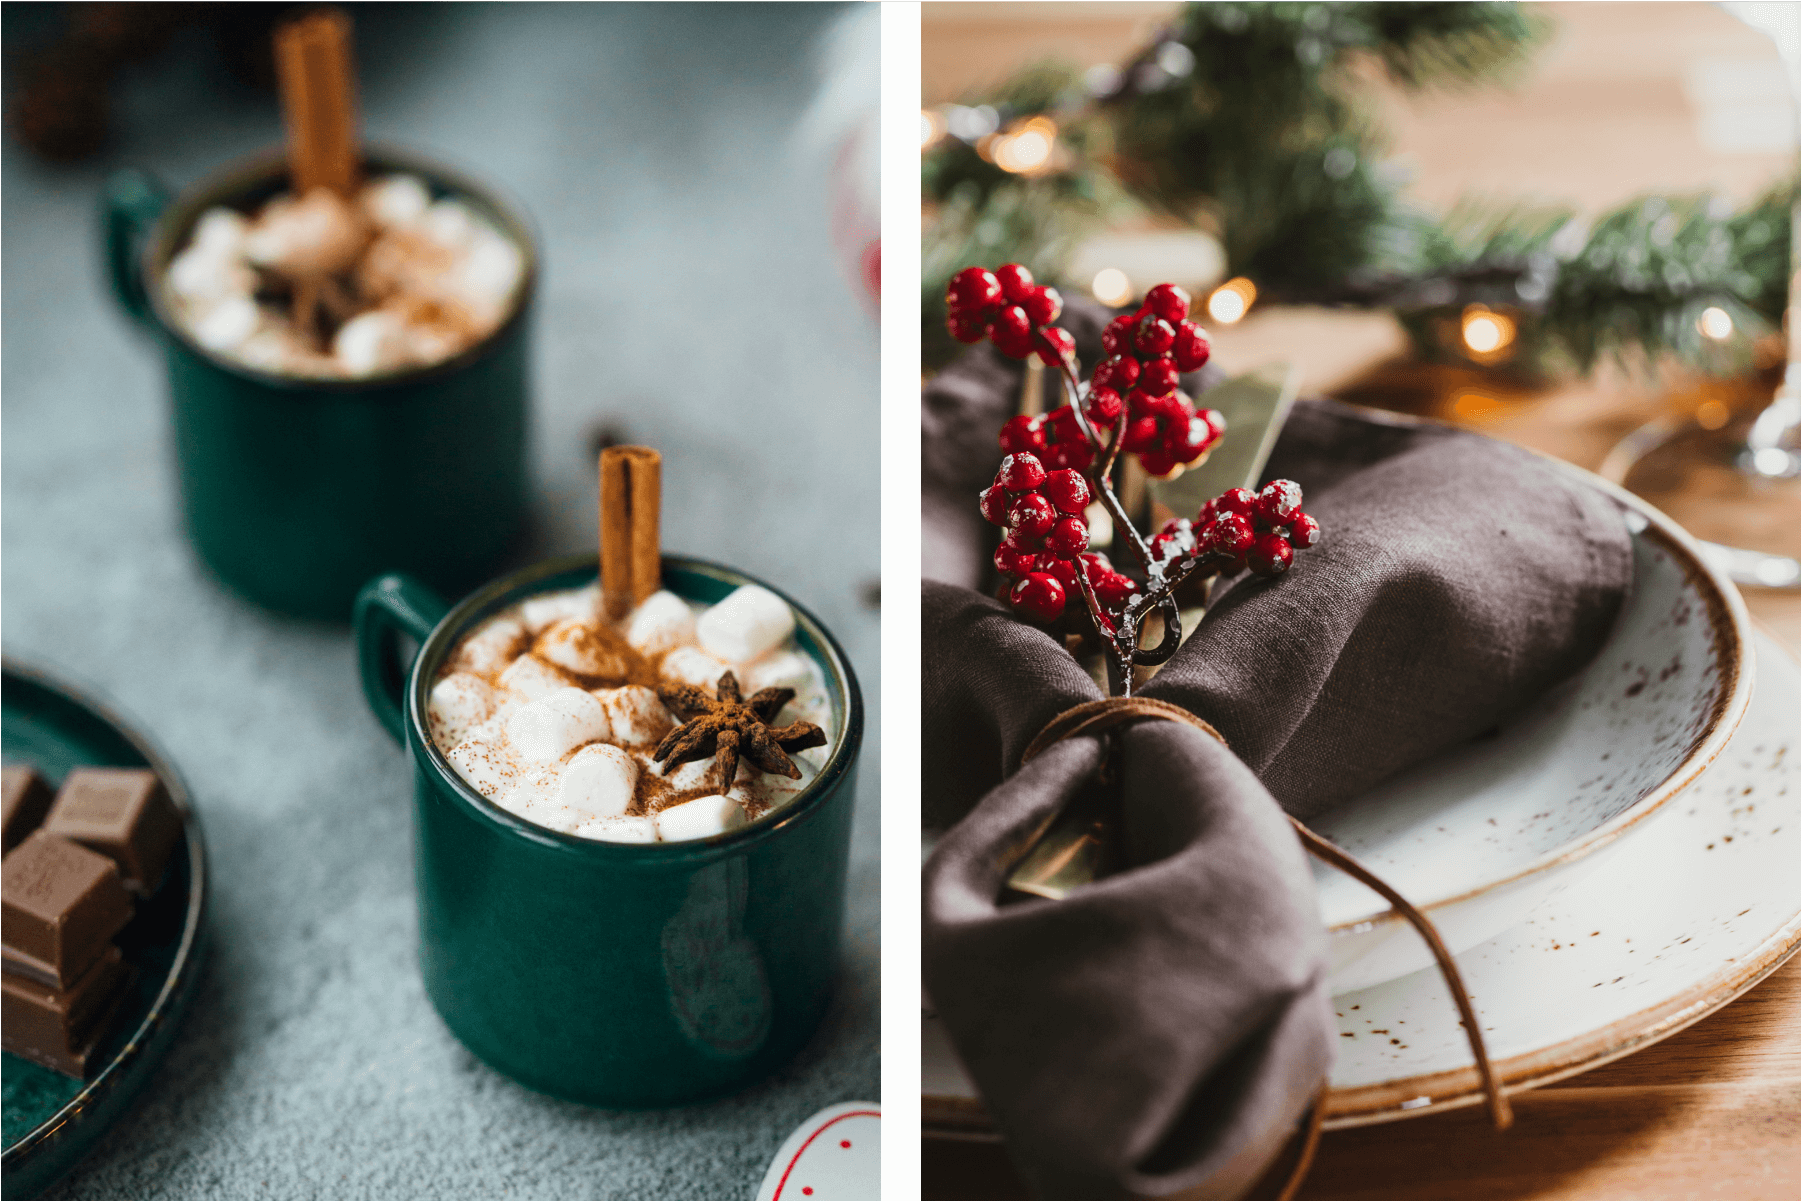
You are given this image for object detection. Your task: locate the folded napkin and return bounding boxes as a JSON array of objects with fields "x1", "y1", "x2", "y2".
[{"x1": 923, "y1": 398, "x2": 1633, "y2": 1200}]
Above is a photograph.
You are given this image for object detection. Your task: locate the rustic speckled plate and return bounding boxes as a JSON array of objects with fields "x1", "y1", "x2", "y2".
[
  {"x1": 1, "y1": 662, "x2": 208, "y2": 1201},
  {"x1": 1312, "y1": 464, "x2": 1754, "y2": 992},
  {"x1": 922, "y1": 631, "x2": 1800, "y2": 1136}
]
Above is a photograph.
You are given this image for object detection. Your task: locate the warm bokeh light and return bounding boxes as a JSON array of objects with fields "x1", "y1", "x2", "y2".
[
  {"x1": 1461, "y1": 307, "x2": 1516, "y2": 356},
  {"x1": 920, "y1": 109, "x2": 943, "y2": 150},
  {"x1": 993, "y1": 117, "x2": 1057, "y2": 175},
  {"x1": 1698, "y1": 306, "x2": 1734, "y2": 340},
  {"x1": 1206, "y1": 277, "x2": 1256, "y2": 324},
  {"x1": 1695, "y1": 399, "x2": 1731, "y2": 430},
  {"x1": 1451, "y1": 390, "x2": 1506, "y2": 421},
  {"x1": 1091, "y1": 268, "x2": 1133, "y2": 307}
]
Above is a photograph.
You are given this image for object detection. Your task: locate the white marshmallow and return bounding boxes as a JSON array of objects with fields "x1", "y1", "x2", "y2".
[
  {"x1": 660, "y1": 646, "x2": 730, "y2": 689},
  {"x1": 696, "y1": 585, "x2": 795, "y2": 664},
  {"x1": 625, "y1": 591, "x2": 697, "y2": 655},
  {"x1": 505, "y1": 688, "x2": 611, "y2": 762},
  {"x1": 573, "y1": 815, "x2": 658, "y2": 844},
  {"x1": 168, "y1": 243, "x2": 255, "y2": 307},
  {"x1": 557, "y1": 744, "x2": 639, "y2": 819},
  {"x1": 655, "y1": 795, "x2": 746, "y2": 841},
  {"x1": 190, "y1": 207, "x2": 249, "y2": 255},
  {"x1": 496, "y1": 767, "x2": 568, "y2": 828},
  {"x1": 419, "y1": 198, "x2": 478, "y2": 250},
  {"x1": 520, "y1": 586, "x2": 598, "y2": 633},
  {"x1": 243, "y1": 188, "x2": 367, "y2": 276},
  {"x1": 361, "y1": 175, "x2": 432, "y2": 228},
  {"x1": 497, "y1": 653, "x2": 578, "y2": 702},
  {"x1": 428, "y1": 672, "x2": 497, "y2": 747},
  {"x1": 661, "y1": 755, "x2": 718, "y2": 792},
  {"x1": 454, "y1": 228, "x2": 524, "y2": 321},
  {"x1": 332, "y1": 309, "x2": 412, "y2": 375},
  {"x1": 450, "y1": 615, "x2": 526, "y2": 676},
  {"x1": 597, "y1": 685, "x2": 672, "y2": 747},
  {"x1": 744, "y1": 649, "x2": 815, "y2": 696},
  {"x1": 191, "y1": 295, "x2": 261, "y2": 352},
  {"x1": 534, "y1": 618, "x2": 631, "y2": 680},
  {"x1": 446, "y1": 739, "x2": 520, "y2": 800}
]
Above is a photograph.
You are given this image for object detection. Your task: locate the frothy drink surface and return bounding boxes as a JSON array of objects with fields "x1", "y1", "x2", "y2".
[{"x1": 429, "y1": 583, "x2": 834, "y2": 843}]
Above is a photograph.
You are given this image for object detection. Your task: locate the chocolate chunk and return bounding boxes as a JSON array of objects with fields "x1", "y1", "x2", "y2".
[
  {"x1": 2, "y1": 765, "x2": 55, "y2": 853},
  {"x1": 1, "y1": 945, "x2": 132, "y2": 1078},
  {"x1": 1, "y1": 831, "x2": 134, "y2": 989},
  {"x1": 42, "y1": 767, "x2": 181, "y2": 896}
]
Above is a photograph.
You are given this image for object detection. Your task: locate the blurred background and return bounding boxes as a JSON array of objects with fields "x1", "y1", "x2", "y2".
[
  {"x1": 922, "y1": 0, "x2": 1800, "y2": 619},
  {"x1": 2, "y1": 3, "x2": 876, "y2": 1197}
]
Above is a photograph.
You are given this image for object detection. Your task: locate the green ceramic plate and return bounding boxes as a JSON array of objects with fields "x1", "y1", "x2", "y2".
[{"x1": 1, "y1": 661, "x2": 208, "y2": 1201}]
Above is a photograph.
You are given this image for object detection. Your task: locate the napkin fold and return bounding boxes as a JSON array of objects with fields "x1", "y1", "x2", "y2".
[{"x1": 922, "y1": 399, "x2": 1633, "y2": 1200}]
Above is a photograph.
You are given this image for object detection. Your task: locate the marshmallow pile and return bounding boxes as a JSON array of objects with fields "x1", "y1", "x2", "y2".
[
  {"x1": 164, "y1": 175, "x2": 524, "y2": 378},
  {"x1": 429, "y1": 582, "x2": 834, "y2": 844}
]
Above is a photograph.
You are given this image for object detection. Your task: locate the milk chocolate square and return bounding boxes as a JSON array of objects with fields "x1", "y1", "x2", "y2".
[
  {"x1": 2, "y1": 765, "x2": 55, "y2": 853},
  {"x1": 43, "y1": 767, "x2": 180, "y2": 896},
  {"x1": 1, "y1": 945, "x2": 131, "y2": 1078},
  {"x1": 1, "y1": 831, "x2": 134, "y2": 989}
]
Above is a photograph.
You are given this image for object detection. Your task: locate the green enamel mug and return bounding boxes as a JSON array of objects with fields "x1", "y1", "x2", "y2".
[
  {"x1": 352, "y1": 554, "x2": 863, "y2": 1107},
  {"x1": 103, "y1": 148, "x2": 534, "y2": 621}
]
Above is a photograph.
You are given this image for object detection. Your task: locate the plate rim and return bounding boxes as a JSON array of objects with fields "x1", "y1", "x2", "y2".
[
  {"x1": 920, "y1": 627, "x2": 1801, "y2": 1137},
  {"x1": 0, "y1": 658, "x2": 210, "y2": 1180}
]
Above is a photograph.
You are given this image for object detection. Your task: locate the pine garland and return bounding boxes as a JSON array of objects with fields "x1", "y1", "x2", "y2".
[{"x1": 922, "y1": 1, "x2": 1795, "y2": 378}]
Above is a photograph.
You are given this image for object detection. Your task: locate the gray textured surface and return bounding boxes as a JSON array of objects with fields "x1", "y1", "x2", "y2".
[{"x1": 1, "y1": 5, "x2": 879, "y2": 1197}]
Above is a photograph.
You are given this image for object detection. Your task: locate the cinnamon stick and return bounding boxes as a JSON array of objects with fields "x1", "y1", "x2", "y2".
[
  {"x1": 274, "y1": 9, "x2": 359, "y2": 198},
  {"x1": 600, "y1": 446, "x2": 663, "y2": 620}
]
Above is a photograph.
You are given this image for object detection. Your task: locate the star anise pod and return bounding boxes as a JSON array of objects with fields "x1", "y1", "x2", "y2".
[{"x1": 653, "y1": 671, "x2": 827, "y2": 793}]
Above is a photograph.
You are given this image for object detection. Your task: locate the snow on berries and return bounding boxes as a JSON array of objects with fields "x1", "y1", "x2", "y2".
[
  {"x1": 945, "y1": 263, "x2": 1073, "y2": 366},
  {"x1": 1153, "y1": 480, "x2": 1322, "y2": 580}
]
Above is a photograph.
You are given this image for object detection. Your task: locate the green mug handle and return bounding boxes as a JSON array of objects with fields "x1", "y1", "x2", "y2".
[
  {"x1": 103, "y1": 168, "x2": 172, "y2": 329},
  {"x1": 354, "y1": 574, "x2": 452, "y2": 744}
]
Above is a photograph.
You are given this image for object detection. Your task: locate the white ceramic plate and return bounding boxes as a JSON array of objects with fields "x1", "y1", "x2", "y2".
[
  {"x1": 1314, "y1": 467, "x2": 1753, "y2": 991},
  {"x1": 922, "y1": 630, "x2": 1801, "y2": 1134}
]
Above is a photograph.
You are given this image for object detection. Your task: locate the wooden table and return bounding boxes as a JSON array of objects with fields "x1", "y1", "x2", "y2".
[{"x1": 923, "y1": 3, "x2": 1801, "y2": 1197}]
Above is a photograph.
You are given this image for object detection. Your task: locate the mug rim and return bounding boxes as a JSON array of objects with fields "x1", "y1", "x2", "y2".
[
  {"x1": 140, "y1": 142, "x2": 539, "y2": 396},
  {"x1": 403, "y1": 553, "x2": 865, "y2": 865}
]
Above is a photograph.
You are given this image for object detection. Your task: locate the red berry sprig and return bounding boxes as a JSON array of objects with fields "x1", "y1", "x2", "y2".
[
  {"x1": 980, "y1": 451, "x2": 1142, "y2": 625},
  {"x1": 945, "y1": 265, "x2": 1073, "y2": 367},
  {"x1": 1149, "y1": 480, "x2": 1322, "y2": 579},
  {"x1": 1092, "y1": 284, "x2": 1221, "y2": 478}
]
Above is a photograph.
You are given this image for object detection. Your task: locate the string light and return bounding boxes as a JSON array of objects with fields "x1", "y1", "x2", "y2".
[
  {"x1": 992, "y1": 116, "x2": 1058, "y2": 175},
  {"x1": 1698, "y1": 306, "x2": 1733, "y2": 340},
  {"x1": 920, "y1": 109, "x2": 943, "y2": 150},
  {"x1": 1091, "y1": 268, "x2": 1133, "y2": 307},
  {"x1": 1206, "y1": 277, "x2": 1256, "y2": 324},
  {"x1": 1461, "y1": 306, "x2": 1515, "y2": 357}
]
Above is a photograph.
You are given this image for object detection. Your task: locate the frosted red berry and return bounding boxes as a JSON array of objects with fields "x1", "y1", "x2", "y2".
[
  {"x1": 1010, "y1": 572, "x2": 1066, "y2": 622},
  {"x1": 1044, "y1": 516, "x2": 1089, "y2": 559},
  {"x1": 1203, "y1": 512, "x2": 1255, "y2": 557},
  {"x1": 1173, "y1": 321, "x2": 1211, "y2": 371},
  {"x1": 1092, "y1": 571, "x2": 1138, "y2": 609},
  {"x1": 990, "y1": 306, "x2": 1034, "y2": 358},
  {"x1": 1217, "y1": 487, "x2": 1257, "y2": 518},
  {"x1": 1247, "y1": 533, "x2": 1294, "y2": 576},
  {"x1": 1091, "y1": 355, "x2": 1140, "y2": 393},
  {"x1": 1139, "y1": 449, "x2": 1176, "y2": 478},
  {"x1": 997, "y1": 452, "x2": 1047, "y2": 491},
  {"x1": 1122, "y1": 416, "x2": 1161, "y2": 453},
  {"x1": 1145, "y1": 283, "x2": 1191, "y2": 323},
  {"x1": 1085, "y1": 386, "x2": 1124, "y2": 426},
  {"x1": 1135, "y1": 315, "x2": 1176, "y2": 356},
  {"x1": 1256, "y1": 479, "x2": 1303, "y2": 526},
  {"x1": 1035, "y1": 326, "x2": 1076, "y2": 366},
  {"x1": 978, "y1": 485, "x2": 1010, "y2": 526},
  {"x1": 998, "y1": 414, "x2": 1046, "y2": 455},
  {"x1": 947, "y1": 311, "x2": 987, "y2": 344},
  {"x1": 1042, "y1": 556, "x2": 1080, "y2": 588},
  {"x1": 1202, "y1": 407, "x2": 1227, "y2": 441},
  {"x1": 947, "y1": 267, "x2": 1002, "y2": 312},
  {"x1": 1101, "y1": 315, "x2": 1137, "y2": 357},
  {"x1": 1041, "y1": 469, "x2": 1091, "y2": 514},
  {"x1": 1138, "y1": 356, "x2": 1179, "y2": 397},
  {"x1": 1023, "y1": 286, "x2": 1062, "y2": 326},
  {"x1": 1288, "y1": 512, "x2": 1321, "y2": 549},
  {"x1": 1055, "y1": 438, "x2": 1095, "y2": 471},
  {"x1": 1171, "y1": 413, "x2": 1214, "y2": 463},
  {"x1": 1006, "y1": 494, "x2": 1055, "y2": 540},
  {"x1": 995, "y1": 264, "x2": 1035, "y2": 304},
  {"x1": 994, "y1": 544, "x2": 1036, "y2": 577}
]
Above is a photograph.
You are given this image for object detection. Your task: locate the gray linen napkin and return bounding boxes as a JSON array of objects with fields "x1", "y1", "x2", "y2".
[{"x1": 922, "y1": 400, "x2": 1633, "y2": 1200}]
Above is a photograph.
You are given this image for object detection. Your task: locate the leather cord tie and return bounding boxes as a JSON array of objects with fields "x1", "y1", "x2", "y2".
[{"x1": 1025, "y1": 696, "x2": 1514, "y2": 1201}]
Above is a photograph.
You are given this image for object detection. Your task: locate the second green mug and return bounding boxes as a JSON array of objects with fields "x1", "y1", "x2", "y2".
[
  {"x1": 353, "y1": 554, "x2": 864, "y2": 1107},
  {"x1": 103, "y1": 148, "x2": 535, "y2": 621}
]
